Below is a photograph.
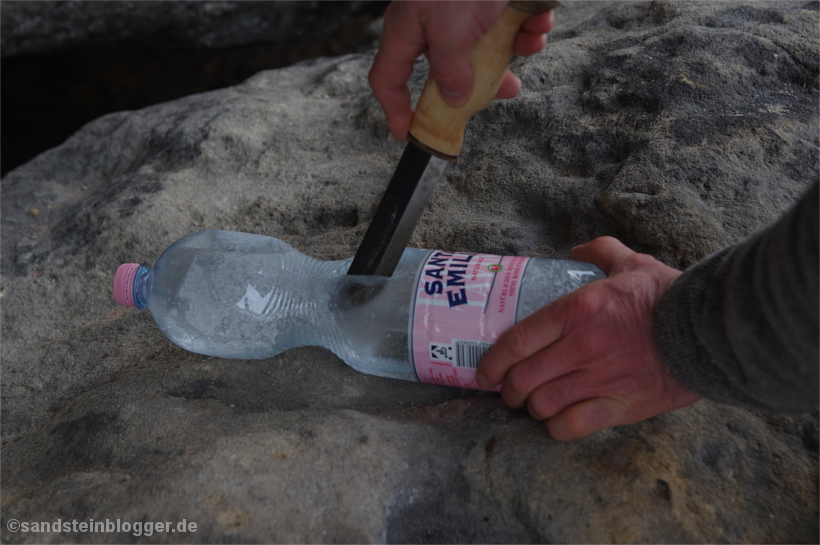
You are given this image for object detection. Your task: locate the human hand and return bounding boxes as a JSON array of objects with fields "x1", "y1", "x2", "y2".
[
  {"x1": 369, "y1": 1, "x2": 555, "y2": 141},
  {"x1": 476, "y1": 236, "x2": 701, "y2": 441}
]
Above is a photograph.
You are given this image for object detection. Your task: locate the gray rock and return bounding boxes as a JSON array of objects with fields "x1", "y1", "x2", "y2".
[
  {"x1": 1, "y1": 0, "x2": 378, "y2": 57},
  {"x1": 1, "y1": 1, "x2": 817, "y2": 543}
]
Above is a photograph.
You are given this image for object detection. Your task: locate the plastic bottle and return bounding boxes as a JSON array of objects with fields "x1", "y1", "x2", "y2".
[{"x1": 113, "y1": 230, "x2": 604, "y2": 390}]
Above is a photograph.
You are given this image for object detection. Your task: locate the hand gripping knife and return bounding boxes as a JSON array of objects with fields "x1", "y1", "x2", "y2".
[{"x1": 348, "y1": 1, "x2": 561, "y2": 277}]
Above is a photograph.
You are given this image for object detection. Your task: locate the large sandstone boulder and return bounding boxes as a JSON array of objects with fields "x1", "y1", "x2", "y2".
[
  {"x1": 2, "y1": 1, "x2": 817, "y2": 542},
  {"x1": 0, "y1": 0, "x2": 378, "y2": 56}
]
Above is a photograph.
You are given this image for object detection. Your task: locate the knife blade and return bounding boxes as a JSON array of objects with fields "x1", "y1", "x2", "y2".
[
  {"x1": 348, "y1": 1, "x2": 561, "y2": 277},
  {"x1": 347, "y1": 143, "x2": 449, "y2": 276}
]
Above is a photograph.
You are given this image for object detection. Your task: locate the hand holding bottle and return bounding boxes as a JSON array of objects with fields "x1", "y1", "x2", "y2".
[
  {"x1": 369, "y1": 0, "x2": 556, "y2": 141},
  {"x1": 476, "y1": 237, "x2": 702, "y2": 441}
]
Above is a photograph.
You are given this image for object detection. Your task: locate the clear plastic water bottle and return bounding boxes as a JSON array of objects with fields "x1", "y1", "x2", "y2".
[{"x1": 113, "y1": 230, "x2": 604, "y2": 389}]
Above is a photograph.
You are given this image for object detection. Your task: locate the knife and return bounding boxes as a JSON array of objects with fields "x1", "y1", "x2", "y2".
[{"x1": 348, "y1": 1, "x2": 561, "y2": 277}]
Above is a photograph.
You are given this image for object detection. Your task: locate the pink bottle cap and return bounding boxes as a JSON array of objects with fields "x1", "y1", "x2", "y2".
[{"x1": 113, "y1": 263, "x2": 141, "y2": 307}]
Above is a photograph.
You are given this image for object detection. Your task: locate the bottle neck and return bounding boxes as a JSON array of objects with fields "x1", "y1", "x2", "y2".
[{"x1": 132, "y1": 264, "x2": 153, "y2": 310}]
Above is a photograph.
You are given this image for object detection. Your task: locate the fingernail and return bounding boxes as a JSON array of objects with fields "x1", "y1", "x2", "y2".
[
  {"x1": 475, "y1": 371, "x2": 490, "y2": 390},
  {"x1": 439, "y1": 88, "x2": 468, "y2": 106}
]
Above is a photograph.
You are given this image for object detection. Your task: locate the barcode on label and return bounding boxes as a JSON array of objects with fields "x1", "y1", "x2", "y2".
[{"x1": 454, "y1": 340, "x2": 493, "y2": 369}]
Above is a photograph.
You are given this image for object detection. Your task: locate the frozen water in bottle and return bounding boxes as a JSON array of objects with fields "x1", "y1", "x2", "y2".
[{"x1": 113, "y1": 230, "x2": 604, "y2": 389}]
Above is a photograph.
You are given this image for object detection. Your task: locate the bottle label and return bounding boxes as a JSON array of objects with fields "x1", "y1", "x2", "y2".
[{"x1": 410, "y1": 250, "x2": 530, "y2": 390}]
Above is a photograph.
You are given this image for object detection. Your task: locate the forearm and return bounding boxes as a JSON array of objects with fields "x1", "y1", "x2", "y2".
[{"x1": 654, "y1": 182, "x2": 819, "y2": 413}]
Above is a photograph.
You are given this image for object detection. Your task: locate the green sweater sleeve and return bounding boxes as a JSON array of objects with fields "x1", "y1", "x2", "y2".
[{"x1": 653, "y1": 182, "x2": 819, "y2": 414}]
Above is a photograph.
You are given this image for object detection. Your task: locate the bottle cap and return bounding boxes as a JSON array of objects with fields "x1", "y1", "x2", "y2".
[{"x1": 113, "y1": 263, "x2": 141, "y2": 307}]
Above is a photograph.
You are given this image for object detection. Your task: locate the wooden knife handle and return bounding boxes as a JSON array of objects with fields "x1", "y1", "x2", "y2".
[{"x1": 408, "y1": 1, "x2": 560, "y2": 161}]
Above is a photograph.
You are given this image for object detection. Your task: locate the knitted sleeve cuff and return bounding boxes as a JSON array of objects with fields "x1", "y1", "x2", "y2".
[{"x1": 653, "y1": 248, "x2": 778, "y2": 412}]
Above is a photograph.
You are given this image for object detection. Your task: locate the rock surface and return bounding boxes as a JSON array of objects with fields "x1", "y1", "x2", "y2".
[
  {"x1": 0, "y1": 0, "x2": 378, "y2": 57},
  {"x1": 1, "y1": 1, "x2": 818, "y2": 543}
]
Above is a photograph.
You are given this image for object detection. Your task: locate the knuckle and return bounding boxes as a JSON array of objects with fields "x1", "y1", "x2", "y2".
[
  {"x1": 568, "y1": 286, "x2": 604, "y2": 318},
  {"x1": 567, "y1": 407, "x2": 597, "y2": 437},
  {"x1": 561, "y1": 410, "x2": 592, "y2": 438},
  {"x1": 527, "y1": 376, "x2": 574, "y2": 421},
  {"x1": 500, "y1": 325, "x2": 533, "y2": 362},
  {"x1": 428, "y1": 67, "x2": 470, "y2": 89},
  {"x1": 548, "y1": 404, "x2": 602, "y2": 440},
  {"x1": 589, "y1": 236, "x2": 616, "y2": 252},
  {"x1": 621, "y1": 252, "x2": 658, "y2": 272},
  {"x1": 572, "y1": 399, "x2": 625, "y2": 437},
  {"x1": 504, "y1": 366, "x2": 532, "y2": 398},
  {"x1": 527, "y1": 391, "x2": 557, "y2": 421}
]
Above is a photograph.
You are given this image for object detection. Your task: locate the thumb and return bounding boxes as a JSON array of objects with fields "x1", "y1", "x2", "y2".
[{"x1": 546, "y1": 397, "x2": 629, "y2": 441}]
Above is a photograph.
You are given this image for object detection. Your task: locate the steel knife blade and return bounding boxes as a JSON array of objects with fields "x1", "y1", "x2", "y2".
[{"x1": 347, "y1": 142, "x2": 448, "y2": 276}]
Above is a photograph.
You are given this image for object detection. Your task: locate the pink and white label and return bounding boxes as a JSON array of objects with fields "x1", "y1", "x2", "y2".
[{"x1": 410, "y1": 250, "x2": 530, "y2": 390}]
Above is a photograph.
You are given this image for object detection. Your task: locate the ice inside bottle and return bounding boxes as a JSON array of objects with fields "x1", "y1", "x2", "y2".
[{"x1": 113, "y1": 230, "x2": 605, "y2": 388}]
